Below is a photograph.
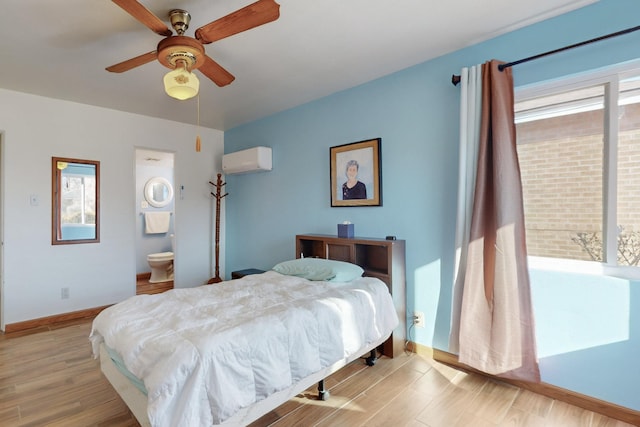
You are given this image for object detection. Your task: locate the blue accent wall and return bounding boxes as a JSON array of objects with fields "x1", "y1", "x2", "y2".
[{"x1": 225, "y1": 0, "x2": 640, "y2": 411}]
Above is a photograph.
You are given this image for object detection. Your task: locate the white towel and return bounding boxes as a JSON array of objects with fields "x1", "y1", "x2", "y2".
[{"x1": 145, "y1": 212, "x2": 171, "y2": 234}]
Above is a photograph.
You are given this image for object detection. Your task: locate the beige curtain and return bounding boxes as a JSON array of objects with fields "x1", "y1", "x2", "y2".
[{"x1": 457, "y1": 60, "x2": 540, "y2": 382}]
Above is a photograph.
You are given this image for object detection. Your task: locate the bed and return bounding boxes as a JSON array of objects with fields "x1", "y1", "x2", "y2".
[{"x1": 90, "y1": 259, "x2": 399, "y2": 427}]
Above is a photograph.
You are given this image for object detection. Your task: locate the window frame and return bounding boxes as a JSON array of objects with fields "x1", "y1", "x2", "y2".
[
  {"x1": 515, "y1": 60, "x2": 640, "y2": 280},
  {"x1": 51, "y1": 156, "x2": 100, "y2": 245}
]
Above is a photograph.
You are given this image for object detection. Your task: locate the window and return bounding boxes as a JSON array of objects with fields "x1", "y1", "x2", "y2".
[
  {"x1": 52, "y1": 157, "x2": 100, "y2": 244},
  {"x1": 515, "y1": 68, "x2": 640, "y2": 270}
]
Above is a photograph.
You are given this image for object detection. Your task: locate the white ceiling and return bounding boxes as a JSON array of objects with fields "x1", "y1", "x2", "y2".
[{"x1": 0, "y1": 0, "x2": 596, "y2": 131}]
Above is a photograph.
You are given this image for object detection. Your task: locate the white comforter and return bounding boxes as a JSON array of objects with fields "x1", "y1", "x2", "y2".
[{"x1": 90, "y1": 271, "x2": 398, "y2": 427}]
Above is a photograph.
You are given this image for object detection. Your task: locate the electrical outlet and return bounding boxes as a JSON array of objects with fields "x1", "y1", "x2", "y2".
[
  {"x1": 413, "y1": 311, "x2": 425, "y2": 328},
  {"x1": 61, "y1": 287, "x2": 70, "y2": 299}
]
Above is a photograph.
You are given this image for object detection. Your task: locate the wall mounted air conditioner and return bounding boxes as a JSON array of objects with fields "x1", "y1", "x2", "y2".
[{"x1": 222, "y1": 146, "x2": 272, "y2": 175}]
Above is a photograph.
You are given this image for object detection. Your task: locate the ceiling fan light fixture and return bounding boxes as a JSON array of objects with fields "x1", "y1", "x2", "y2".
[{"x1": 163, "y1": 61, "x2": 199, "y2": 100}]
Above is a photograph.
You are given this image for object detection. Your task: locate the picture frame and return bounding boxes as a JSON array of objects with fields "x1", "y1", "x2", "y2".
[{"x1": 330, "y1": 138, "x2": 382, "y2": 207}]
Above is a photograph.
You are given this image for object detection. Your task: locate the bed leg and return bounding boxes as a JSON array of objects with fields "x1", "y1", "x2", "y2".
[
  {"x1": 365, "y1": 349, "x2": 377, "y2": 366},
  {"x1": 317, "y1": 349, "x2": 376, "y2": 401},
  {"x1": 317, "y1": 379, "x2": 330, "y2": 401}
]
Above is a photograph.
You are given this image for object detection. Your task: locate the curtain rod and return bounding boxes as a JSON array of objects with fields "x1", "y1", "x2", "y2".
[{"x1": 451, "y1": 24, "x2": 640, "y2": 86}]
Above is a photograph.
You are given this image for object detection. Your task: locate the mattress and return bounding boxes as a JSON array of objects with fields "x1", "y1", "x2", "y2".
[{"x1": 90, "y1": 271, "x2": 398, "y2": 427}]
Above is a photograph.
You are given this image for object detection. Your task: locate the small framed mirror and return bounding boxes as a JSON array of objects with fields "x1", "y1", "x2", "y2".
[
  {"x1": 52, "y1": 157, "x2": 100, "y2": 244},
  {"x1": 144, "y1": 177, "x2": 174, "y2": 208}
]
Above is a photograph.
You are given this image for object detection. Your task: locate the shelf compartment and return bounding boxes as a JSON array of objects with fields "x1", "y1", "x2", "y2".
[{"x1": 355, "y1": 244, "x2": 389, "y2": 275}]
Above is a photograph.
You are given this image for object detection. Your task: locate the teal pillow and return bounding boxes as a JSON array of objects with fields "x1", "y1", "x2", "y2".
[{"x1": 272, "y1": 258, "x2": 364, "y2": 282}]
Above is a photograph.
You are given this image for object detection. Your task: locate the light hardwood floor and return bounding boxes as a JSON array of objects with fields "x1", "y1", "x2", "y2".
[
  {"x1": 0, "y1": 318, "x2": 635, "y2": 427},
  {"x1": 136, "y1": 273, "x2": 173, "y2": 295}
]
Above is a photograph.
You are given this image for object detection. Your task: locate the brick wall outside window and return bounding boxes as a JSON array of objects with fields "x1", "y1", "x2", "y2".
[{"x1": 516, "y1": 103, "x2": 640, "y2": 264}]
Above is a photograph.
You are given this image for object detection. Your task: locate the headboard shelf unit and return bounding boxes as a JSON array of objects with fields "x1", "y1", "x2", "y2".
[{"x1": 296, "y1": 234, "x2": 406, "y2": 358}]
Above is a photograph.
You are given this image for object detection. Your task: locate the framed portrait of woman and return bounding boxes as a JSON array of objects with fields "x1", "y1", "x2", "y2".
[{"x1": 330, "y1": 138, "x2": 382, "y2": 207}]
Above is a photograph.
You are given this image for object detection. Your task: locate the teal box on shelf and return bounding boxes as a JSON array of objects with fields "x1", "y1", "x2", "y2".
[{"x1": 337, "y1": 223, "x2": 354, "y2": 238}]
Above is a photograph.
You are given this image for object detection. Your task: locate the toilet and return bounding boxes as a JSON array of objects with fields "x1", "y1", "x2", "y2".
[{"x1": 147, "y1": 234, "x2": 174, "y2": 283}]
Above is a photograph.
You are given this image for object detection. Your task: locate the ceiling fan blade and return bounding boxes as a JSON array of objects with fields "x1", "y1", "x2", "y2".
[
  {"x1": 112, "y1": 0, "x2": 172, "y2": 37},
  {"x1": 199, "y1": 55, "x2": 235, "y2": 87},
  {"x1": 195, "y1": 0, "x2": 280, "y2": 44},
  {"x1": 106, "y1": 51, "x2": 157, "y2": 73}
]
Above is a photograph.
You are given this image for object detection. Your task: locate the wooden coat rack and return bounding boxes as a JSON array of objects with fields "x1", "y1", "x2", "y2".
[{"x1": 208, "y1": 173, "x2": 228, "y2": 284}]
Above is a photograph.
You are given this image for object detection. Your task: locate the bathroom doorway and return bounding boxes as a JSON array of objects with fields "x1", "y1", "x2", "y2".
[{"x1": 135, "y1": 149, "x2": 175, "y2": 294}]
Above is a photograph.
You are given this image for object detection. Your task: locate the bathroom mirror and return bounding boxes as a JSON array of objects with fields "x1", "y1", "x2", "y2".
[
  {"x1": 144, "y1": 177, "x2": 174, "y2": 208},
  {"x1": 52, "y1": 157, "x2": 100, "y2": 245}
]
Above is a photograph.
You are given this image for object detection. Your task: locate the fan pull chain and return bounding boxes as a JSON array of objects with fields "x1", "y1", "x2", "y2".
[{"x1": 195, "y1": 94, "x2": 202, "y2": 152}]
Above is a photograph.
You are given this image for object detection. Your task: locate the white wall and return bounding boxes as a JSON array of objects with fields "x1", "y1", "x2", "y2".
[{"x1": 0, "y1": 89, "x2": 224, "y2": 328}]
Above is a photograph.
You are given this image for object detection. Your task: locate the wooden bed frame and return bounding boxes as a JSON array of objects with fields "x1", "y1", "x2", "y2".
[{"x1": 99, "y1": 335, "x2": 387, "y2": 426}]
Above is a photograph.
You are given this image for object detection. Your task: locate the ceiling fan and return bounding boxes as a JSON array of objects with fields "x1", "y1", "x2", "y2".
[{"x1": 106, "y1": 0, "x2": 280, "y2": 97}]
